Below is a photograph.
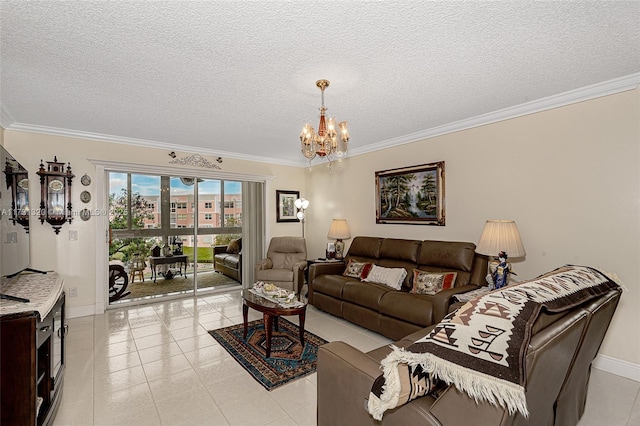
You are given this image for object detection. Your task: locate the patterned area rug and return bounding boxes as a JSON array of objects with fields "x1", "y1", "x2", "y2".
[{"x1": 208, "y1": 318, "x2": 328, "y2": 390}]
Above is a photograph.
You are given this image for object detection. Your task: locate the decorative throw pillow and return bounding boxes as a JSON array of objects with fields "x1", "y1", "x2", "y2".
[
  {"x1": 411, "y1": 270, "x2": 458, "y2": 295},
  {"x1": 343, "y1": 259, "x2": 373, "y2": 280},
  {"x1": 364, "y1": 265, "x2": 407, "y2": 290},
  {"x1": 227, "y1": 238, "x2": 241, "y2": 254}
]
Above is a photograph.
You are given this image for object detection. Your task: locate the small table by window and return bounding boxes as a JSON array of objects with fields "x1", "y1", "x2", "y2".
[{"x1": 148, "y1": 255, "x2": 188, "y2": 283}]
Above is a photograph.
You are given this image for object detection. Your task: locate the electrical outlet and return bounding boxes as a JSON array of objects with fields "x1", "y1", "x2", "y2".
[{"x1": 69, "y1": 287, "x2": 78, "y2": 297}]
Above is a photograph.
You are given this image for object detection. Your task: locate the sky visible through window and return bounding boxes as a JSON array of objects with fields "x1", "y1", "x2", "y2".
[{"x1": 109, "y1": 174, "x2": 241, "y2": 196}]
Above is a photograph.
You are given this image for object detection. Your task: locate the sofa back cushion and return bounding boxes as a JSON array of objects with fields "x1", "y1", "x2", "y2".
[
  {"x1": 344, "y1": 237, "x2": 480, "y2": 290},
  {"x1": 418, "y1": 241, "x2": 476, "y2": 271},
  {"x1": 345, "y1": 237, "x2": 383, "y2": 264},
  {"x1": 378, "y1": 239, "x2": 421, "y2": 290},
  {"x1": 416, "y1": 241, "x2": 476, "y2": 286}
]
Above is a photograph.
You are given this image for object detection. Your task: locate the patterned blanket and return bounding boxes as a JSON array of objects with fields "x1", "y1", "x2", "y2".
[{"x1": 367, "y1": 265, "x2": 620, "y2": 420}]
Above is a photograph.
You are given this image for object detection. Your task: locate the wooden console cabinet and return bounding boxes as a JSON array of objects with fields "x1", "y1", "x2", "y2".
[{"x1": 1, "y1": 292, "x2": 66, "y2": 425}]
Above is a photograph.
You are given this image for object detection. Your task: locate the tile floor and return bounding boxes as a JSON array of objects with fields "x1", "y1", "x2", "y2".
[{"x1": 54, "y1": 290, "x2": 640, "y2": 426}]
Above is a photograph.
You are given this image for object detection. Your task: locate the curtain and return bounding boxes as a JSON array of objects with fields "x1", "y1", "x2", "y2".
[{"x1": 241, "y1": 181, "x2": 265, "y2": 288}]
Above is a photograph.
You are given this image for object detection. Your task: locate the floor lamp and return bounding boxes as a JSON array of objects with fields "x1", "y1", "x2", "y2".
[{"x1": 295, "y1": 198, "x2": 309, "y2": 238}]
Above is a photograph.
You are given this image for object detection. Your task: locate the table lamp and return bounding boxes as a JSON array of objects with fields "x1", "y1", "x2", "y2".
[
  {"x1": 476, "y1": 220, "x2": 526, "y2": 289},
  {"x1": 327, "y1": 219, "x2": 351, "y2": 260}
]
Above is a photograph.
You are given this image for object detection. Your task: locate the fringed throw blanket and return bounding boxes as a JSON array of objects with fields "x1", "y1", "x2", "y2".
[{"x1": 368, "y1": 265, "x2": 620, "y2": 420}]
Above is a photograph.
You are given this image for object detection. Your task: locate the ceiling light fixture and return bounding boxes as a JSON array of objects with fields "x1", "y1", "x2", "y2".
[{"x1": 300, "y1": 79, "x2": 350, "y2": 170}]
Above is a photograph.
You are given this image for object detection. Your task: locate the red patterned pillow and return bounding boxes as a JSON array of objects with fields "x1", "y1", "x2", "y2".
[
  {"x1": 410, "y1": 270, "x2": 458, "y2": 295},
  {"x1": 343, "y1": 259, "x2": 373, "y2": 280}
]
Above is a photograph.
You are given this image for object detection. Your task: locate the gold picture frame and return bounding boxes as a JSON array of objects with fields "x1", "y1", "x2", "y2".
[{"x1": 375, "y1": 161, "x2": 445, "y2": 226}]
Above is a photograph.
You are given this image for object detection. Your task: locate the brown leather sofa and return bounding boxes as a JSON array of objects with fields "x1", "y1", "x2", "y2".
[
  {"x1": 213, "y1": 239, "x2": 241, "y2": 282},
  {"x1": 308, "y1": 237, "x2": 488, "y2": 340},
  {"x1": 317, "y1": 285, "x2": 622, "y2": 426}
]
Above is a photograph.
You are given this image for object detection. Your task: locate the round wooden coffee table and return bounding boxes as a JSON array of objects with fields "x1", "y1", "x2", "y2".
[{"x1": 242, "y1": 290, "x2": 307, "y2": 358}]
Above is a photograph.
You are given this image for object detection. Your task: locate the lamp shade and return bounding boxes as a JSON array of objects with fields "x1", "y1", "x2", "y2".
[
  {"x1": 294, "y1": 198, "x2": 309, "y2": 210},
  {"x1": 327, "y1": 219, "x2": 351, "y2": 240},
  {"x1": 476, "y1": 220, "x2": 526, "y2": 258}
]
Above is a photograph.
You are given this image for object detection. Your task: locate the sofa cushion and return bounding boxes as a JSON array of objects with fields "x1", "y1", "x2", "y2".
[
  {"x1": 364, "y1": 265, "x2": 407, "y2": 290},
  {"x1": 410, "y1": 270, "x2": 457, "y2": 295},
  {"x1": 343, "y1": 259, "x2": 373, "y2": 280},
  {"x1": 345, "y1": 237, "x2": 383, "y2": 262},
  {"x1": 343, "y1": 281, "x2": 390, "y2": 311},
  {"x1": 227, "y1": 238, "x2": 241, "y2": 254},
  {"x1": 378, "y1": 292, "x2": 435, "y2": 326},
  {"x1": 379, "y1": 238, "x2": 421, "y2": 263},
  {"x1": 222, "y1": 254, "x2": 240, "y2": 268},
  {"x1": 258, "y1": 268, "x2": 293, "y2": 282},
  {"x1": 313, "y1": 275, "x2": 351, "y2": 299},
  {"x1": 418, "y1": 241, "x2": 476, "y2": 272}
]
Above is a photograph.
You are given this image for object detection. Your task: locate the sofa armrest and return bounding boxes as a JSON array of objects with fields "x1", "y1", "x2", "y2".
[
  {"x1": 213, "y1": 245, "x2": 229, "y2": 255},
  {"x1": 317, "y1": 341, "x2": 383, "y2": 426},
  {"x1": 255, "y1": 258, "x2": 272, "y2": 271},
  {"x1": 308, "y1": 261, "x2": 346, "y2": 284},
  {"x1": 431, "y1": 284, "x2": 479, "y2": 322}
]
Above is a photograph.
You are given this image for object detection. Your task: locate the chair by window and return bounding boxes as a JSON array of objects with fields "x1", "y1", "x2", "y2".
[
  {"x1": 255, "y1": 237, "x2": 307, "y2": 294},
  {"x1": 128, "y1": 256, "x2": 146, "y2": 283}
]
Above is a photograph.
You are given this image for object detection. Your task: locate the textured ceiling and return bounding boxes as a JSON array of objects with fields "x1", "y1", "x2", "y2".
[{"x1": 1, "y1": 1, "x2": 639, "y2": 166}]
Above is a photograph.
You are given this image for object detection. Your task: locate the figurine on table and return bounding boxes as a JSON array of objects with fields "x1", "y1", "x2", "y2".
[{"x1": 486, "y1": 251, "x2": 512, "y2": 290}]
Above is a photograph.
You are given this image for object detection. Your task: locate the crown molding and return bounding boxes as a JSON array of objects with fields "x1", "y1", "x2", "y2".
[
  {"x1": 349, "y1": 72, "x2": 640, "y2": 157},
  {"x1": 4, "y1": 73, "x2": 638, "y2": 167},
  {"x1": 4, "y1": 122, "x2": 303, "y2": 167},
  {"x1": 0, "y1": 104, "x2": 15, "y2": 129}
]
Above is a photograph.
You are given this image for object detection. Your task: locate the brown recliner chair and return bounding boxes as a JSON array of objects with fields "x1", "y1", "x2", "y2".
[
  {"x1": 317, "y1": 286, "x2": 622, "y2": 426},
  {"x1": 255, "y1": 237, "x2": 307, "y2": 294}
]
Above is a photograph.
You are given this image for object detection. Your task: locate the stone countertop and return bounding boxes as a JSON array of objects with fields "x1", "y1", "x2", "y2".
[{"x1": 0, "y1": 272, "x2": 63, "y2": 320}]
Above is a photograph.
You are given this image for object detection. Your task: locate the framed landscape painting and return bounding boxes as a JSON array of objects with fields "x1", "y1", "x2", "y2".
[
  {"x1": 276, "y1": 190, "x2": 300, "y2": 222},
  {"x1": 375, "y1": 161, "x2": 445, "y2": 226}
]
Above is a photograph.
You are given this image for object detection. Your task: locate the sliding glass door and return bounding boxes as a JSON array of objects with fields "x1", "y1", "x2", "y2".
[{"x1": 107, "y1": 172, "x2": 242, "y2": 305}]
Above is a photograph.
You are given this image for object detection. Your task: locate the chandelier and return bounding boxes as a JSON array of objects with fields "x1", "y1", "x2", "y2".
[{"x1": 300, "y1": 79, "x2": 350, "y2": 168}]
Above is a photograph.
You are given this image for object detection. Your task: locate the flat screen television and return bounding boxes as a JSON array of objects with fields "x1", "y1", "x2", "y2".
[{"x1": 1, "y1": 144, "x2": 31, "y2": 278}]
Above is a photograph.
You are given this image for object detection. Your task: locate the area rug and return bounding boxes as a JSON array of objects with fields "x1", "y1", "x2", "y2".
[{"x1": 208, "y1": 319, "x2": 328, "y2": 390}]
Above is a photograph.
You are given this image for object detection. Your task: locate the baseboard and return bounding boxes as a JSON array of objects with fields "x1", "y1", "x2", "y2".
[
  {"x1": 593, "y1": 354, "x2": 640, "y2": 383},
  {"x1": 66, "y1": 304, "x2": 98, "y2": 319}
]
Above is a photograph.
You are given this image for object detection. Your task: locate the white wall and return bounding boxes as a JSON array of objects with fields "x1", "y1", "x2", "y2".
[{"x1": 306, "y1": 88, "x2": 640, "y2": 368}]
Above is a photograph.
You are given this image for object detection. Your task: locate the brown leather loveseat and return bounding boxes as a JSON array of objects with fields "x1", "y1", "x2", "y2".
[
  {"x1": 308, "y1": 237, "x2": 488, "y2": 340},
  {"x1": 317, "y1": 276, "x2": 622, "y2": 425},
  {"x1": 213, "y1": 238, "x2": 242, "y2": 282}
]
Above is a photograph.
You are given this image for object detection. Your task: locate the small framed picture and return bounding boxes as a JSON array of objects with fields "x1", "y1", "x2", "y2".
[
  {"x1": 326, "y1": 242, "x2": 336, "y2": 258},
  {"x1": 276, "y1": 190, "x2": 300, "y2": 222}
]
